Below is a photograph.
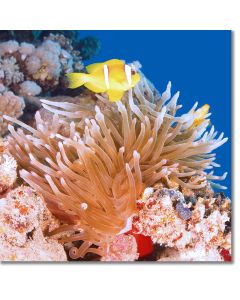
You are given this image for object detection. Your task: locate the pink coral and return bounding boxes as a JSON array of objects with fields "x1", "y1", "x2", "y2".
[{"x1": 101, "y1": 234, "x2": 139, "y2": 261}]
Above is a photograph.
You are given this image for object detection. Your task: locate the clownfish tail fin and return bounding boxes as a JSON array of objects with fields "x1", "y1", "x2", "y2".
[{"x1": 66, "y1": 73, "x2": 89, "y2": 89}]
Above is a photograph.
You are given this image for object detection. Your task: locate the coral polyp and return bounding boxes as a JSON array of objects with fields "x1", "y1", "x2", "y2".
[{"x1": 4, "y1": 72, "x2": 228, "y2": 259}]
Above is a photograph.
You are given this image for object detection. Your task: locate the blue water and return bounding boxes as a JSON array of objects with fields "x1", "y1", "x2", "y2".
[{"x1": 80, "y1": 30, "x2": 232, "y2": 197}]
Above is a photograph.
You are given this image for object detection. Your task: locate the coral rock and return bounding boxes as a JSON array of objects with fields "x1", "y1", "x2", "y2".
[
  {"x1": 0, "y1": 228, "x2": 67, "y2": 262},
  {"x1": 0, "y1": 186, "x2": 66, "y2": 261},
  {"x1": 133, "y1": 188, "x2": 191, "y2": 248},
  {"x1": 133, "y1": 187, "x2": 231, "y2": 261},
  {"x1": 158, "y1": 244, "x2": 223, "y2": 262}
]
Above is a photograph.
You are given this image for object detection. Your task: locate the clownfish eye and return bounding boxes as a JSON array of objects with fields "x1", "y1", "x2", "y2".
[{"x1": 131, "y1": 70, "x2": 136, "y2": 75}]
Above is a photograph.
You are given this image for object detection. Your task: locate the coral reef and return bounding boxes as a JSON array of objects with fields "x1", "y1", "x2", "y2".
[
  {"x1": 0, "y1": 27, "x2": 231, "y2": 263},
  {"x1": 0, "y1": 31, "x2": 100, "y2": 137},
  {"x1": 0, "y1": 185, "x2": 67, "y2": 261},
  {"x1": 0, "y1": 38, "x2": 79, "y2": 94},
  {"x1": 4, "y1": 72, "x2": 229, "y2": 260},
  {"x1": 133, "y1": 187, "x2": 231, "y2": 261},
  {"x1": 0, "y1": 31, "x2": 100, "y2": 59},
  {"x1": 0, "y1": 140, "x2": 66, "y2": 261}
]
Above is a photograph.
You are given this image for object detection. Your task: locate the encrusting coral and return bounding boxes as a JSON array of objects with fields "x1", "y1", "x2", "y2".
[
  {"x1": 0, "y1": 140, "x2": 66, "y2": 261},
  {"x1": 133, "y1": 187, "x2": 231, "y2": 261},
  {"x1": 4, "y1": 70, "x2": 229, "y2": 260},
  {"x1": 0, "y1": 186, "x2": 67, "y2": 261}
]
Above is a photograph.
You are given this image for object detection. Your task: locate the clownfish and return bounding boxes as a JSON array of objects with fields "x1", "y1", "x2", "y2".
[
  {"x1": 66, "y1": 59, "x2": 140, "y2": 102},
  {"x1": 191, "y1": 104, "x2": 210, "y2": 129}
]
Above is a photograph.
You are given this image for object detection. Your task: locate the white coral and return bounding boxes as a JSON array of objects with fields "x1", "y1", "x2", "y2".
[
  {"x1": 0, "y1": 56, "x2": 24, "y2": 86},
  {"x1": 26, "y1": 40, "x2": 63, "y2": 80},
  {"x1": 0, "y1": 91, "x2": 25, "y2": 136},
  {"x1": 0, "y1": 40, "x2": 19, "y2": 57},
  {"x1": 19, "y1": 80, "x2": 42, "y2": 97},
  {"x1": 19, "y1": 42, "x2": 35, "y2": 60},
  {"x1": 0, "y1": 149, "x2": 17, "y2": 194},
  {"x1": 25, "y1": 55, "x2": 41, "y2": 74}
]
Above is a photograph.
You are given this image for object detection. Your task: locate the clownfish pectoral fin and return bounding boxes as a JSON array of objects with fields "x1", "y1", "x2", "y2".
[
  {"x1": 86, "y1": 62, "x2": 104, "y2": 74},
  {"x1": 66, "y1": 73, "x2": 89, "y2": 89},
  {"x1": 84, "y1": 78, "x2": 107, "y2": 93},
  {"x1": 130, "y1": 72, "x2": 141, "y2": 87},
  {"x1": 107, "y1": 89, "x2": 125, "y2": 102}
]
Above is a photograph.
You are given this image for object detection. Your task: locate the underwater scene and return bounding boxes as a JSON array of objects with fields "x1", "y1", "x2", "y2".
[{"x1": 0, "y1": 30, "x2": 231, "y2": 262}]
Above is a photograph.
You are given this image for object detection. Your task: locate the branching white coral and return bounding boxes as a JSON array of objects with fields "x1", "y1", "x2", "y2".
[
  {"x1": 19, "y1": 80, "x2": 42, "y2": 97},
  {"x1": 25, "y1": 39, "x2": 77, "y2": 83},
  {"x1": 26, "y1": 40, "x2": 62, "y2": 80},
  {"x1": 0, "y1": 35, "x2": 84, "y2": 103},
  {"x1": 0, "y1": 56, "x2": 24, "y2": 86},
  {"x1": 0, "y1": 139, "x2": 17, "y2": 194},
  {"x1": 0, "y1": 40, "x2": 19, "y2": 56},
  {"x1": 0, "y1": 91, "x2": 25, "y2": 136},
  {"x1": 19, "y1": 42, "x2": 35, "y2": 59}
]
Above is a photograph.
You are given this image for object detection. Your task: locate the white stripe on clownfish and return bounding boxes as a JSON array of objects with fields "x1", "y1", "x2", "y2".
[
  {"x1": 125, "y1": 64, "x2": 132, "y2": 86},
  {"x1": 103, "y1": 64, "x2": 110, "y2": 89}
]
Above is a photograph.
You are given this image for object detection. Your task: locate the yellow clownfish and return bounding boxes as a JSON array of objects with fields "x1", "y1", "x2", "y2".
[
  {"x1": 66, "y1": 59, "x2": 140, "y2": 102},
  {"x1": 190, "y1": 104, "x2": 210, "y2": 129}
]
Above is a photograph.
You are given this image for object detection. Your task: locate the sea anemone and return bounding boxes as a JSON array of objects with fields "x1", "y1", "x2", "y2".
[{"x1": 4, "y1": 74, "x2": 228, "y2": 258}]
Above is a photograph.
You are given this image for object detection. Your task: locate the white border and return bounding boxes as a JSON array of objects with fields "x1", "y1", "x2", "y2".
[{"x1": 0, "y1": 1, "x2": 239, "y2": 300}]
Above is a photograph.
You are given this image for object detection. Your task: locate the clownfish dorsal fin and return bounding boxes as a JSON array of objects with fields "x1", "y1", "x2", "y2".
[
  {"x1": 86, "y1": 62, "x2": 105, "y2": 74},
  {"x1": 105, "y1": 59, "x2": 125, "y2": 67}
]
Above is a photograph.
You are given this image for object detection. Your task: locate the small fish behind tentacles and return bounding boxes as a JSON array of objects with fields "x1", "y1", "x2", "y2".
[
  {"x1": 190, "y1": 104, "x2": 210, "y2": 129},
  {"x1": 66, "y1": 59, "x2": 140, "y2": 102}
]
